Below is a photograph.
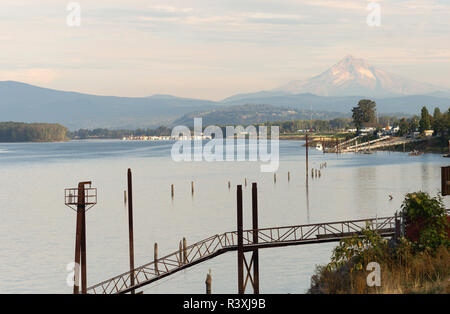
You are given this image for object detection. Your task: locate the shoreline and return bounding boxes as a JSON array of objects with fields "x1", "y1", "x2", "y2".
[{"x1": 2, "y1": 136, "x2": 448, "y2": 156}]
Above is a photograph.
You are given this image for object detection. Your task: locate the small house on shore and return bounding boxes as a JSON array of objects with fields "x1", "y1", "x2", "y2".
[{"x1": 424, "y1": 130, "x2": 434, "y2": 137}]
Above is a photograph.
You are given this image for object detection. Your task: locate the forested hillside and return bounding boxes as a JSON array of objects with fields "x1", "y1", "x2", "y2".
[{"x1": 0, "y1": 122, "x2": 68, "y2": 142}]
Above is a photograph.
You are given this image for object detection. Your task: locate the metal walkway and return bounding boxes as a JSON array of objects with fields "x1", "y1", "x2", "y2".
[{"x1": 87, "y1": 215, "x2": 396, "y2": 294}]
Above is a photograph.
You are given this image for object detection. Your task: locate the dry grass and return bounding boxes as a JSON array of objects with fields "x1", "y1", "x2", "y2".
[{"x1": 309, "y1": 245, "x2": 449, "y2": 294}]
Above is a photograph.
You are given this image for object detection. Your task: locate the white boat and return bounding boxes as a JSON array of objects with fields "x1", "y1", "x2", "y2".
[{"x1": 316, "y1": 143, "x2": 323, "y2": 151}]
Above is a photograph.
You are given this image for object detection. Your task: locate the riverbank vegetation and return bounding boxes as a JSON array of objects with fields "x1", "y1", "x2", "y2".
[
  {"x1": 66, "y1": 99, "x2": 449, "y2": 150},
  {"x1": 68, "y1": 126, "x2": 172, "y2": 139},
  {"x1": 0, "y1": 122, "x2": 68, "y2": 142},
  {"x1": 309, "y1": 192, "x2": 449, "y2": 294}
]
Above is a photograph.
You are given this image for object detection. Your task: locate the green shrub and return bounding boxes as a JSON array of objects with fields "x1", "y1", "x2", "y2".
[
  {"x1": 309, "y1": 192, "x2": 450, "y2": 294},
  {"x1": 327, "y1": 224, "x2": 390, "y2": 272},
  {"x1": 401, "y1": 192, "x2": 449, "y2": 252}
]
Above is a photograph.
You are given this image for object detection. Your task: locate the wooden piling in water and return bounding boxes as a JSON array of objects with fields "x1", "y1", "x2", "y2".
[
  {"x1": 191, "y1": 181, "x2": 194, "y2": 195},
  {"x1": 236, "y1": 185, "x2": 244, "y2": 294},
  {"x1": 154, "y1": 243, "x2": 159, "y2": 275},
  {"x1": 205, "y1": 270, "x2": 212, "y2": 294},
  {"x1": 251, "y1": 182, "x2": 260, "y2": 294},
  {"x1": 288, "y1": 172, "x2": 290, "y2": 182},
  {"x1": 124, "y1": 190, "x2": 127, "y2": 203},
  {"x1": 274, "y1": 174, "x2": 277, "y2": 183},
  {"x1": 228, "y1": 181, "x2": 231, "y2": 190},
  {"x1": 171, "y1": 184, "x2": 174, "y2": 198},
  {"x1": 183, "y1": 237, "x2": 187, "y2": 264},
  {"x1": 179, "y1": 241, "x2": 182, "y2": 265}
]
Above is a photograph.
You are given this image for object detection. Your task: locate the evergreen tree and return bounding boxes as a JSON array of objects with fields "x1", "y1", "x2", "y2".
[
  {"x1": 352, "y1": 99, "x2": 377, "y2": 133},
  {"x1": 432, "y1": 107, "x2": 444, "y2": 136},
  {"x1": 419, "y1": 106, "x2": 431, "y2": 134},
  {"x1": 398, "y1": 118, "x2": 409, "y2": 136}
]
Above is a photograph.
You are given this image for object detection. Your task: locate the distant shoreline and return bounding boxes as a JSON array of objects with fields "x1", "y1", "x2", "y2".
[
  {"x1": 2, "y1": 136, "x2": 447, "y2": 156},
  {"x1": 0, "y1": 122, "x2": 68, "y2": 143},
  {"x1": 0, "y1": 139, "x2": 69, "y2": 144}
]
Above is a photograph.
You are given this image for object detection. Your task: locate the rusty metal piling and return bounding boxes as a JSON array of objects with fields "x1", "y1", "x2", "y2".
[
  {"x1": 66, "y1": 181, "x2": 95, "y2": 294},
  {"x1": 127, "y1": 169, "x2": 135, "y2": 294},
  {"x1": 251, "y1": 183, "x2": 260, "y2": 294},
  {"x1": 236, "y1": 185, "x2": 244, "y2": 294}
]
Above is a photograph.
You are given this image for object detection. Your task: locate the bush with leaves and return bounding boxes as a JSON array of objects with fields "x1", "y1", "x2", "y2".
[
  {"x1": 327, "y1": 224, "x2": 390, "y2": 272},
  {"x1": 401, "y1": 192, "x2": 449, "y2": 253},
  {"x1": 309, "y1": 227, "x2": 449, "y2": 294},
  {"x1": 309, "y1": 192, "x2": 450, "y2": 294}
]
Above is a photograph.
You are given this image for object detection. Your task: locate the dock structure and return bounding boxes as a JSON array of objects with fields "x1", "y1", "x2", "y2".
[
  {"x1": 67, "y1": 166, "x2": 450, "y2": 295},
  {"x1": 86, "y1": 181, "x2": 397, "y2": 295},
  {"x1": 325, "y1": 136, "x2": 425, "y2": 154},
  {"x1": 68, "y1": 169, "x2": 403, "y2": 295}
]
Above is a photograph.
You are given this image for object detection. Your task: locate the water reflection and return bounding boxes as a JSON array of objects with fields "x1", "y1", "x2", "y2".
[
  {"x1": 0, "y1": 141, "x2": 449, "y2": 293},
  {"x1": 354, "y1": 166, "x2": 378, "y2": 218},
  {"x1": 421, "y1": 162, "x2": 433, "y2": 192},
  {"x1": 305, "y1": 176, "x2": 310, "y2": 223}
]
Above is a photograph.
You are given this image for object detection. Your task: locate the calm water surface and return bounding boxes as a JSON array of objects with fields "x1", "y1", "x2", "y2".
[{"x1": 0, "y1": 140, "x2": 448, "y2": 293}]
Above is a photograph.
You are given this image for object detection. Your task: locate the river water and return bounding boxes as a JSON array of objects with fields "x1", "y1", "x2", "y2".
[{"x1": 0, "y1": 140, "x2": 448, "y2": 293}]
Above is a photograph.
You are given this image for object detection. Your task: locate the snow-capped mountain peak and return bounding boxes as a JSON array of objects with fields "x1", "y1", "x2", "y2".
[{"x1": 275, "y1": 55, "x2": 443, "y2": 97}]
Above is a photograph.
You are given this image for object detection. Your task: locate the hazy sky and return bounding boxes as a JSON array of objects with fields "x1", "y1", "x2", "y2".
[{"x1": 1, "y1": 0, "x2": 449, "y2": 100}]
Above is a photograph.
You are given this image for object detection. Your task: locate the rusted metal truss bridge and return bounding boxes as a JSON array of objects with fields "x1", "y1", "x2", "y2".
[{"x1": 87, "y1": 212, "x2": 397, "y2": 294}]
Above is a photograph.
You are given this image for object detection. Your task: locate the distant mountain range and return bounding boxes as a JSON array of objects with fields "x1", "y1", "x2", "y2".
[
  {"x1": 221, "y1": 93, "x2": 450, "y2": 115},
  {"x1": 174, "y1": 104, "x2": 349, "y2": 127},
  {"x1": 222, "y1": 55, "x2": 450, "y2": 113},
  {"x1": 274, "y1": 55, "x2": 445, "y2": 97},
  {"x1": 0, "y1": 81, "x2": 219, "y2": 129},
  {"x1": 1, "y1": 56, "x2": 449, "y2": 129}
]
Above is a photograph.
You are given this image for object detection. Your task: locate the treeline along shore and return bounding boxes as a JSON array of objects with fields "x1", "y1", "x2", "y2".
[
  {"x1": 0, "y1": 122, "x2": 68, "y2": 142},
  {"x1": 2, "y1": 98, "x2": 449, "y2": 148}
]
